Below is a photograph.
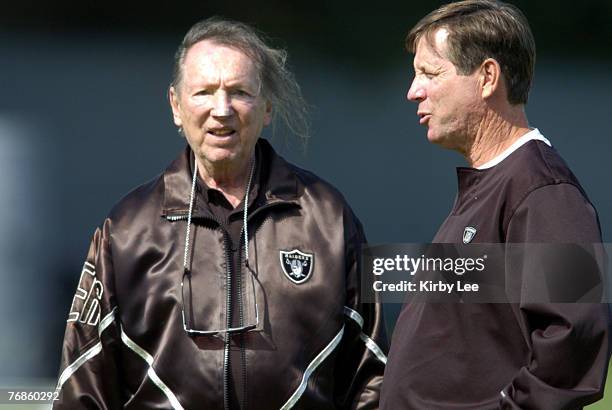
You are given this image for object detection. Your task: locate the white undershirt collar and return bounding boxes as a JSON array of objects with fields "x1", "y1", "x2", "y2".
[{"x1": 476, "y1": 128, "x2": 551, "y2": 170}]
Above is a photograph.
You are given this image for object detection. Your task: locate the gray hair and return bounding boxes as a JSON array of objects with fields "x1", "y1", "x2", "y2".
[{"x1": 171, "y1": 17, "x2": 310, "y2": 142}]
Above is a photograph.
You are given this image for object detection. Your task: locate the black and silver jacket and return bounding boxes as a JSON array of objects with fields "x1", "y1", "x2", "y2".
[{"x1": 53, "y1": 139, "x2": 388, "y2": 409}]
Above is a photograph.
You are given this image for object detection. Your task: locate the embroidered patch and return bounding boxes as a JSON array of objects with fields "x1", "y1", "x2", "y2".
[
  {"x1": 279, "y1": 249, "x2": 314, "y2": 284},
  {"x1": 463, "y1": 227, "x2": 477, "y2": 244}
]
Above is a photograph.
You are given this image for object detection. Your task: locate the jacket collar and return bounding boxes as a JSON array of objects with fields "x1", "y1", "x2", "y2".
[{"x1": 162, "y1": 138, "x2": 302, "y2": 216}]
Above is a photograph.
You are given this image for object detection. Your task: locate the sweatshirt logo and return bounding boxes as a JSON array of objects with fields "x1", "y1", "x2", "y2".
[
  {"x1": 463, "y1": 227, "x2": 477, "y2": 244},
  {"x1": 280, "y1": 249, "x2": 314, "y2": 284}
]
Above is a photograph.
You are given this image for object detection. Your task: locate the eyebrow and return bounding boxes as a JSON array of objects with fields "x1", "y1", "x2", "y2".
[
  {"x1": 224, "y1": 75, "x2": 262, "y2": 92},
  {"x1": 414, "y1": 61, "x2": 437, "y2": 72},
  {"x1": 223, "y1": 78, "x2": 257, "y2": 88},
  {"x1": 189, "y1": 75, "x2": 259, "y2": 91}
]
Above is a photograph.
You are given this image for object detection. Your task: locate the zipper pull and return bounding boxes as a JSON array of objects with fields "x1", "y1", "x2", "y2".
[{"x1": 166, "y1": 214, "x2": 188, "y2": 221}]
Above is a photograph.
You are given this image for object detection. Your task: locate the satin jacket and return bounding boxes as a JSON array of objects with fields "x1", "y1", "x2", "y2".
[{"x1": 53, "y1": 139, "x2": 388, "y2": 409}]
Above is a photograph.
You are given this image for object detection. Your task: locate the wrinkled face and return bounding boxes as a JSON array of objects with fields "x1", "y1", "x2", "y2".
[
  {"x1": 170, "y1": 40, "x2": 271, "y2": 168},
  {"x1": 407, "y1": 28, "x2": 483, "y2": 151}
]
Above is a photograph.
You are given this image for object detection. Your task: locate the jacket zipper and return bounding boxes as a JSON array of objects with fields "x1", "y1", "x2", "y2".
[
  {"x1": 165, "y1": 199, "x2": 300, "y2": 410},
  {"x1": 221, "y1": 228, "x2": 232, "y2": 410},
  {"x1": 165, "y1": 213, "x2": 233, "y2": 410},
  {"x1": 237, "y1": 226, "x2": 247, "y2": 410},
  {"x1": 237, "y1": 200, "x2": 302, "y2": 410}
]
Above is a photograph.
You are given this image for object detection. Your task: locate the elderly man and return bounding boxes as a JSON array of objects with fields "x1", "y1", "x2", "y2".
[
  {"x1": 381, "y1": 1, "x2": 609, "y2": 409},
  {"x1": 53, "y1": 18, "x2": 387, "y2": 409}
]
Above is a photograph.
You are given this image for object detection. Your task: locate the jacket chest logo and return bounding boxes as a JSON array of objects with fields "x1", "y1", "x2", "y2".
[
  {"x1": 463, "y1": 226, "x2": 477, "y2": 244},
  {"x1": 279, "y1": 249, "x2": 314, "y2": 284}
]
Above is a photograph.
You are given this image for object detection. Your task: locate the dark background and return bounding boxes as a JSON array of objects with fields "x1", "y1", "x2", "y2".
[{"x1": 1, "y1": 0, "x2": 611, "y2": 383}]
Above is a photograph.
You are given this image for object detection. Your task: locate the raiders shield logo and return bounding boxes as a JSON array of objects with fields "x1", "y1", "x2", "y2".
[
  {"x1": 463, "y1": 226, "x2": 477, "y2": 244},
  {"x1": 279, "y1": 249, "x2": 314, "y2": 284}
]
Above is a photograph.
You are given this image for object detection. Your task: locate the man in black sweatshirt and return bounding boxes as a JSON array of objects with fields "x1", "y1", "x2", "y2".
[{"x1": 380, "y1": 1, "x2": 610, "y2": 409}]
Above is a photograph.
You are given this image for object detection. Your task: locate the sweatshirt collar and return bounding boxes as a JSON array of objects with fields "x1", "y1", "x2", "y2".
[{"x1": 476, "y1": 128, "x2": 551, "y2": 170}]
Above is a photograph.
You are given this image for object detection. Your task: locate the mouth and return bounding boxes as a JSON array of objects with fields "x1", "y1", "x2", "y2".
[
  {"x1": 417, "y1": 113, "x2": 431, "y2": 125},
  {"x1": 207, "y1": 128, "x2": 237, "y2": 138}
]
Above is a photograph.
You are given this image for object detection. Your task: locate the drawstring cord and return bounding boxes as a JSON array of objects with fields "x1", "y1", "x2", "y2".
[
  {"x1": 183, "y1": 159, "x2": 199, "y2": 272},
  {"x1": 242, "y1": 159, "x2": 255, "y2": 268},
  {"x1": 183, "y1": 154, "x2": 256, "y2": 274}
]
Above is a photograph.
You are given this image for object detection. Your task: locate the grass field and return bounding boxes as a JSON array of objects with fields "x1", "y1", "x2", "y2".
[{"x1": 586, "y1": 362, "x2": 612, "y2": 409}]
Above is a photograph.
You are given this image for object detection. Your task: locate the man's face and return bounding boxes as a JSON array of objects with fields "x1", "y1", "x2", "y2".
[
  {"x1": 169, "y1": 40, "x2": 271, "y2": 168},
  {"x1": 407, "y1": 29, "x2": 483, "y2": 151}
]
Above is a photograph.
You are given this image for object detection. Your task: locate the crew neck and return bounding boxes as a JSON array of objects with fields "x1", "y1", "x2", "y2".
[{"x1": 476, "y1": 128, "x2": 551, "y2": 170}]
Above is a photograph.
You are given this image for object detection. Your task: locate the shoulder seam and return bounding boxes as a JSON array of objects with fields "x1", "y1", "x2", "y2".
[
  {"x1": 505, "y1": 181, "x2": 586, "y2": 233},
  {"x1": 534, "y1": 141, "x2": 556, "y2": 178}
]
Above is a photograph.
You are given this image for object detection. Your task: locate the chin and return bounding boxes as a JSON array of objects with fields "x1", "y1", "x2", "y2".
[
  {"x1": 427, "y1": 130, "x2": 456, "y2": 151},
  {"x1": 426, "y1": 129, "x2": 443, "y2": 144},
  {"x1": 200, "y1": 147, "x2": 238, "y2": 164}
]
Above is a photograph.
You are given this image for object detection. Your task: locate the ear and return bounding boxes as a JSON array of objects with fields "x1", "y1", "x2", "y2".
[
  {"x1": 168, "y1": 86, "x2": 183, "y2": 127},
  {"x1": 263, "y1": 100, "x2": 273, "y2": 126},
  {"x1": 479, "y1": 58, "x2": 501, "y2": 99}
]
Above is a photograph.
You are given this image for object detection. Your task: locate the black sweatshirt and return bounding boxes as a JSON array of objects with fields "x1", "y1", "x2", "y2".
[{"x1": 381, "y1": 140, "x2": 610, "y2": 409}]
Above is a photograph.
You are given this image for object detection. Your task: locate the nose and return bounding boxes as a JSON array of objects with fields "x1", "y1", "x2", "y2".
[
  {"x1": 407, "y1": 77, "x2": 425, "y2": 102},
  {"x1": 211, "y1": 90, "x2": 233, "y2": 117}
]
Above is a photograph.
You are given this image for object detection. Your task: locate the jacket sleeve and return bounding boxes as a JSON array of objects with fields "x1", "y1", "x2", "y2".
[
  {"x1": 53, "y1": 220, "x2": 124, "y2": 409},
  {"x1": 334, "y1": 208, "x2": 389, "y2": 410},
  {"x1": 500, "y1": 183, "x2": 611, "y2": 409}
]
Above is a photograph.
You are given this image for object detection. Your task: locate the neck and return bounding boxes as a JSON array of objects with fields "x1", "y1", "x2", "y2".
[
  {"x1": 197, "y1": 153, "x2": 255, "y2": 208},
  {"x1": 466, "y1": 105, "x2": 530, "y2": 168}
]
